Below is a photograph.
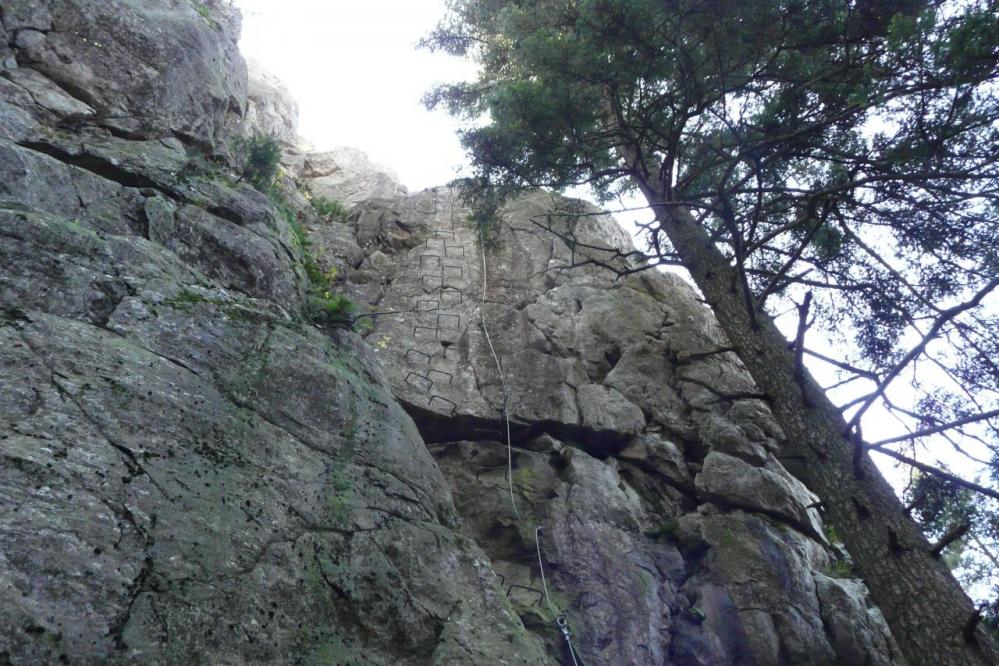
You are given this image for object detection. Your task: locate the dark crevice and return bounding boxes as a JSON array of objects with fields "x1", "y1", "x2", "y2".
[
  {"x1": 93, "y1": 119, "x2": 153, "y2": 142},
  {"x1": 18, "y1": 140, "x2": 163, "y2": 191},
  {"x1": 399, "y1": 398, "x2": 633, "y2": 459},
  {"x1": 16, "y1": 139, "x2": 251, "y2": 229},
  {"x1": 697, "y1": 494, "x2": 824, "y2": 542}
]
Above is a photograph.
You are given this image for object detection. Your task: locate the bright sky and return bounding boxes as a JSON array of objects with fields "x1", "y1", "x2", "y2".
[{"x1": 236, "y1": 0, "x2": 477, "y2": 192}]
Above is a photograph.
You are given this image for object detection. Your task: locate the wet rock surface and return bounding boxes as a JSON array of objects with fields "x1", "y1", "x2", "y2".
[{"x1": 2, "y1": 1, "x2": 904, "y2": 664}]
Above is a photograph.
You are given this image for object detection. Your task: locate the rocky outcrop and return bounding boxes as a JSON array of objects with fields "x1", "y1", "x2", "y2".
[
  {"x1": 319, "y1": 187, "x2": 905, "y2": 664},
  {"x1": 244, "y1": 59, "x2": 299, "y2": 145},
  {"x1": 1, "y1": 1, "x2": 906, "y2": 664},
  {"x1": 299, "y1": 146, "x2": 408, "y2": 207},
  {"x1": 0, "y1": 2, "x2": 548, "y2": 663},
  {"x1": 0, "y1": 0, "x2": 246, "y2": 148}
]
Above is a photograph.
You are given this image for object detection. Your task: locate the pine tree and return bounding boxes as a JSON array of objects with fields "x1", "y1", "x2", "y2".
[{"x1": 423, "y1": 0, "x2": 999, "y2": 662}]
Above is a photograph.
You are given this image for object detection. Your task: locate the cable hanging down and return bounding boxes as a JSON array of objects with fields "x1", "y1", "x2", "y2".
[
  {"x1": 461, "y1": 187, "x2": 583, "y2": 664},
  {"x1": 467, "y1": 189, "x2": 520, "y2": 520}
]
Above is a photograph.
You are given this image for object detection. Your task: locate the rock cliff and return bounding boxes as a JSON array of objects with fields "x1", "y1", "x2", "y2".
[{"x1": 0, "y1": 1, "x2": 904, "y2": 664}]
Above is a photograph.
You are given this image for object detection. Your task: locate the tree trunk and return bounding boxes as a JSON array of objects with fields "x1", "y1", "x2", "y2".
[{"x1": 640, "y1": 186, "x2": 998, "y2": 665}]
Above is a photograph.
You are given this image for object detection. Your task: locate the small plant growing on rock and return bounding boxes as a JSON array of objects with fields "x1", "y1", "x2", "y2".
[
  {"x1": 189, "y1": 0, "x2": 237, "y2": 29},
  {"x1": 824, "y1": 558, "x2": 856, "y2": 579},
  {"x1": 311, "y1": 197, "x2": 349, "y2": 221},
  {"x1": 232, "y1": 133, "x2": 281, "y2": 192},
  {"x1": 303, "y1": 256, "x2": 354, "y2": 328},
  {"x1": 684, "y1": 606, "x2": 706, "y2": 624}
]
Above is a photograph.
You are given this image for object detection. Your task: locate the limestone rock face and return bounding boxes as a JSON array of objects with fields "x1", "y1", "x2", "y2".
[
  {"x1": 244, "y1": 59, "x2": 299, "y2": 144},
  {"x1": 1, "y1": 2, "x2": 905, "y2": 665},
  {"x1": 318, "y1": 187, "x2": 905, "y2": 665},
  {"x1": 0, "y1": 0, "x2": 247, "y2": 148},
  {"x1": 301, "y1": 146, "x2": 408, "y2": 207}
]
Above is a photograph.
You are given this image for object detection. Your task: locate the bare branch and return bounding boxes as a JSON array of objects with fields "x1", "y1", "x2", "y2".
[
  {"x1": 930, "y1": 522, "x2": 972, "y2": 558},
  {"x1": 870, "y1": 448, "x2": 999, "y2": 502},
  {"x1": 845, "y1": 276, "x2": 999, "y2": 432},
  {"x1": 867, "y1": 408, "x2": 999, "y2": 449}
]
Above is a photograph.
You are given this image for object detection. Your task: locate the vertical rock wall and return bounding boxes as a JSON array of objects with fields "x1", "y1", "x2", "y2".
[
  {"x1": 318, "y1": 188, "x2": 906, "y2": 665},
  {"x1": 0, "y1": 2, "x2": 547, "y2": 664}
]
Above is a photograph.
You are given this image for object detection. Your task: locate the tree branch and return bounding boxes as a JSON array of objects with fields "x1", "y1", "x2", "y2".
[
  {"x1": 867, "y1": 408, "x2": 999, "y2": 449},
  {"x1": 845, "y1": 276, "x2": 999, "y2": 432}
]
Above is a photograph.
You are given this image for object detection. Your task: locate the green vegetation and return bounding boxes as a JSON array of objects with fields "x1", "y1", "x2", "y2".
[
  {"x1": 326, "y1": 466, "x2": 353, "y2": 525},
  {"x1": 232, "y1": 133, "x2": 281, "y2": 192},
  {"x1": 824, "y1": 559, "x2": 856, "y2": 579},
  {"x1": 301, "y1": 242, "x2": 354, "y2": 328},
  {"x1": 684, "y1": 606, "x2": 706, "y2": 624},
  {"x1": 234, "y1": 137, "x2": 357, "y2": 330},
  {"x1": 188, "y1": 0, "x2": 235, "y2": 29},
  {"x1": 823, "y1": 523, "x2": 842, "y2": 545},
  {"x1": 308, "y1": 292, "x2": 355, "y2": 328},
  {"x1": 190, "y1": 0, "x2": 212, "y2": 20},
  {"x1": 167, "y1": 289, "x2": 211, "y2": 309},
  {"x1": 311, "y1": 197, "x2": 348, "y2": 221}
]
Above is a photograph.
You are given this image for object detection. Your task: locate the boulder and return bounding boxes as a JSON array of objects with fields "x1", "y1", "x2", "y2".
[
  {"x1": 302, "y1": 146, "x2": 407, "y2": 207},
  {"x1": 2, "y1": 0, "x2": 247, "y2": 147}
]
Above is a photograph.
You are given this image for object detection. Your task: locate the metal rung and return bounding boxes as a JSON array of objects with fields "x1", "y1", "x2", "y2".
[
  {"x1": 428, "y1": 394, "x2": 457, "y2": 415},
  {"x1": 405, "y1": 349, "x2": 432, "y2": 365},
  {"x1": 428, "y1": 369, "x2": 453, "y2": 385},
  {"x1": 405, "y1": 372, "x2": 432, "y2": 393}
]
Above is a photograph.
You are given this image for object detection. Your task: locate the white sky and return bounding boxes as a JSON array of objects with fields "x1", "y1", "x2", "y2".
[{"x1": 236, "y1": 0, "x2": 477, "y2": 192}]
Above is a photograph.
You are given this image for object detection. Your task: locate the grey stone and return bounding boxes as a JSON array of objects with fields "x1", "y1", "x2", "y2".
[
  {"x1": 302, "y1": 146, "x2": 407, "y2": 206},
  {"x1": 430, "y1": 439, "x2": 682, "y2": 665},
  {"x1": 695, "y1": 451, "x2": 824, "y2": 537},
  {"x1": 814, "y1": 573, "x2": 908, "y2": 666},
  {"x1": 619, "y1": 432, "x2": 694, "y2": 489},
  {"x1": 3, "y1": 67, "x2": 94, "y2": 118},
  {"x1": 674, "y1": 511, "x2": 837, "y2": 665},
  {"x1": 244, "y1": 58, "x2": 299, "y2": 144},
  {"x1": 7, "y1": 0, "x2": 246, "y2": 147},
  {"x1": 576, "y1": 383, "x2": 646, "y2": 435},
  {"x1": 700, "y1": 412, "x2": 769, "y2": 465},
  {"x1": 0, "y1": 1, "x2": 54, "y2": 31}
]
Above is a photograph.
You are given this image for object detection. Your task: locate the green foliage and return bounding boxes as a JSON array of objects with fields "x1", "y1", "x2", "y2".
[
  {"x1": 823, "y1": 523, "x2": 842, "y2": 545},
  {"x1": 824, "y1": 558, "x2": 856, "y2": 579},
  {"x1": 303, "y1": 254, "x2": 354, "y2": 329},
  {"x1": 267, "y1": 187, "x2": 311, "y2": 251},
  {"x1": 904, "y1": 473, "x2": 999, "y2": 613},
  {"x1": 188, "y1": 0, "x2": 236, "y2": 29},
  {"x1": 168, "y1": 289, "x2": 210, "y2": 308},
  {"x1": 266, "y1": 183, "x2": 356, "y2": 329},
  {"x1": 309, "y1": 293, "x2": 355, "y2": 328},
  {"x1": 311, "y1": 197, "x2": 348, "y2": 220},
  {"x1": 190, "y1": 0, "x2": 212, "y2": 20},
  {"x1": 644, "y1": 519, "x2": 679, "y2": 541},
  {"x1": 423, "y1": 0, "x2": 999, "y2": 374},
  {"x1": 231, "y1": 133, "x2": 281, "y2": 192},
  {"x1": 684, "y1": 606, "x2": 706, "y2": 624}
]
